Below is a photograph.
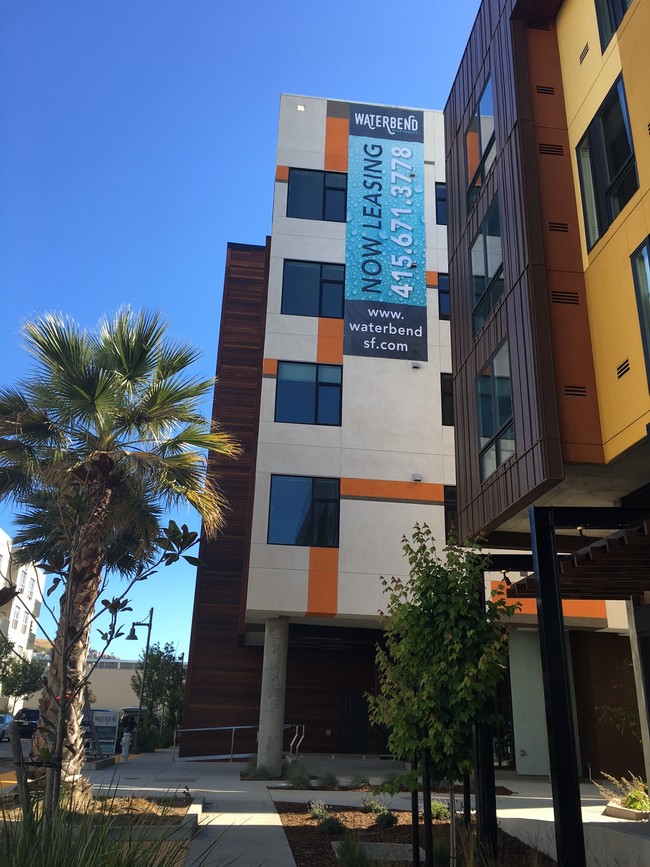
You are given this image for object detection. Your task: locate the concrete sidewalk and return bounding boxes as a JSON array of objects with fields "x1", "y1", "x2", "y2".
[{"x1": 86, "y1": 751, "x2": 650, "y2": 867}]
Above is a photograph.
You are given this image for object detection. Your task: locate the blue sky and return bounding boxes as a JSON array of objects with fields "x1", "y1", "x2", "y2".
[{"x1": 0, "y1": 1, "x2": 479, "y2": 660}]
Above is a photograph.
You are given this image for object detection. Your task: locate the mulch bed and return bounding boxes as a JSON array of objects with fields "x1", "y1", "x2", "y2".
[
  {"x1": 1, "y1": 795, "x2": 190, "y2": 825},
  {"x1": 275, "y1": 801, "x2": 557, "y2": 867}
]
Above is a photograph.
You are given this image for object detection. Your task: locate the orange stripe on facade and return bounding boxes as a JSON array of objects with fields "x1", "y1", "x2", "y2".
[
  {"x1": 491, "y1": 582, "x2": 608, "y2": 620},
  {"x1": 317, "y1": 318, "x2": 344, "y2": 364},
  {"x1": 307, "y1": 547, "x2": 339, "y2": 616},
  {"x1": 426, "y1": 271, "x2": 438, "y2": 287},
  {"x1": 340, "y1": 478, "x2": 444, "y2": 503},
  {"x1": 275, "y1": 165, "x2": 289, "y2": 181},
  {"x1": 324, "y1": 117, "x2": 349, "y2": 172},
  {"x1": 262, "y1": 358, "x2": 278, "y2": 376}
]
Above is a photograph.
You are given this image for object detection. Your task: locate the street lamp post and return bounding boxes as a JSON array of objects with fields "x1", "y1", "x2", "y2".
[{"x1": 126, "y1": 607, "x2": 154, "y2": 753}]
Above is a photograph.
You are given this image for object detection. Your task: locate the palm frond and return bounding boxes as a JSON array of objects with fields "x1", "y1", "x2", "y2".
[
  {"x1": 98, "y1": 308, "x2": 168, "y2": 385},
  {"x1": 22, "y1": 313, "x2": 95, "y2": 379},
  {"x1": 155, "y1": 424, "x2": 241, "y2": 458}
]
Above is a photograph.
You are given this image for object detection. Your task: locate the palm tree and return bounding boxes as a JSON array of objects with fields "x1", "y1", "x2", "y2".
[{"x1": 0, "y1": 309, "x2": 239, "y2": 801}]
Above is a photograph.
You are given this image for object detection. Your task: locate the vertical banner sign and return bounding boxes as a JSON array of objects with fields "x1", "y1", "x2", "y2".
[{"x1": 344, "y1": 104, "x2": 427, "y2": 360}]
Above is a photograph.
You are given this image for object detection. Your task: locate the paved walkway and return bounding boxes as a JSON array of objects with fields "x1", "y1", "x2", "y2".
[{"x1": 5, "y1": 747, "x2": 650, "y2": 866}]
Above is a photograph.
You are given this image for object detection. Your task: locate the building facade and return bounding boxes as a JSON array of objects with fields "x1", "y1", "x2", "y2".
[
  {"x1": 0, "y1": 528, "x2": 45, "y2": 711},
  {"x1": 444, "y1": 0, "x2": 650, "y2": 842},
  {"x1": 182, "y1": 95, "x2": 452, "y2": 766}
]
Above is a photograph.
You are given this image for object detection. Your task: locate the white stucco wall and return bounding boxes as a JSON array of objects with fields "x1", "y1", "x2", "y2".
[{"x1": 247, "y1": 95, "x2": 453, "y2": 625}]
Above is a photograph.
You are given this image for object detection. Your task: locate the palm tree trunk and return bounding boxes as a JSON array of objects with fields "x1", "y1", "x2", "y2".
[{"x1": 34, "y1": 489, "x2": 111, "y2": 807}]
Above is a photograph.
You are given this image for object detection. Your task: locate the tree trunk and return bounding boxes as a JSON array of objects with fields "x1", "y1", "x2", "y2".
[{"x1": 32, "y1": 489, "x2": 111, "y2": 794}]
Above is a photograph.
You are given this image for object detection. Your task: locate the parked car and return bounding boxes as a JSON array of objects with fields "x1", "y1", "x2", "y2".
[
  {"x1": 0, "y1": 712, "x2": 14, "y2": 741},
  {"x1": 13, "y1": 707, "x2": 39, "y2": 739}
]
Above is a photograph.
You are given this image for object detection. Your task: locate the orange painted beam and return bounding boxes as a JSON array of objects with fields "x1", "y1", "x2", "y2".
[
  {"x1": 426, "y1": 271, "x2": 438, "y2": 287},
  {"x1": 317, "y1": 318, "x2": 344, "y2": 364},
  {"x1": 262, "y1": 358, "x2": 278, "y2": 376},
  {"x1": 325, "y1": 117, "x2": 349, "y2": 172},
  {"x1": 307, "y1": 547, "x2": 339, "y2": 616},
  {"x1": 341, "y1": 478, "x2": 444, "y2": 504},
  {"x1": 275, "y1": 165, "x2": 289, "y2": 181}
]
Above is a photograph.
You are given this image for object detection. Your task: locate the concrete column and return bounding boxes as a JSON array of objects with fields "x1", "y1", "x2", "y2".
[{"x1": 257, "y1": 617, "x2": 289, "y2": 777}]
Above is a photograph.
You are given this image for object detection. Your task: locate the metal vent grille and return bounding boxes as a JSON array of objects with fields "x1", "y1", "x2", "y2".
[
  {"x1": 539, "y1": 143, "x2": 564, "y2": 155},
  {"x1": 536, "y1": 85, "x2": 555, "y2": 95},
  {"x1": 549, "y1": 222, "x2": 569, "y2": 232},
  {"x1": 579, "y1": 43, "x2": 589, "y2": 64},
  {"x1": 564, "y1": 385, "x2": 587, "y2": 397},
  {"x1": 551, "y1": 291, "x2": 579, "y2": 305},
  {"x1": 528, "y1": 21, "x2": 551, "y2": 30},
  {"x1": 617, "y1": 359, "x2": 630, "y2": 378}
]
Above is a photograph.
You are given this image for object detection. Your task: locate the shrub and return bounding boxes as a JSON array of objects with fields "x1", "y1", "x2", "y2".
[
  {"x1": 348, "y1": 774, "x2": 371, "y2": 790},
  {"x1": 0, "y1": 788, "x2": 212, "y2": 867},
  {"x1": 243, "y1": 757, "x2": 272, "y2": 780},
  {"x1": 374, "y1": 809, "x2": 397, "y2": 829},
  {"x1": 318, "y1": 770, "x2": 340, "y2": 789},
  {"x1": 308, "y1": 799, "x2": 331, "y2": 821},
  {"x1": 335, "y1": 837, "x2": 376, "y2": 867},
  {"x1": 335, "y1": 837, "x2": 374, "y2": 867},
  {"x1": 430, "y1": 799, "x2": 450, "y2": 820},
  {"x1": 360, "y1": 793, "x2": 390, "y2": 814},
  {"x1": 318, "y1": 815, "x2": 346, "y2": 835},
  {"x1": 286, "y1": 760, "x2": 311, "y2": 789},
  {"x1": 595, "y1": 772, "x2": 650, "y2": 811}
]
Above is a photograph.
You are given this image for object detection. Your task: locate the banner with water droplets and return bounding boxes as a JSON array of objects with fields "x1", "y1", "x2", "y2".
[{"x1": 344, "y1": 104, "x2": 427, "y2": 361}]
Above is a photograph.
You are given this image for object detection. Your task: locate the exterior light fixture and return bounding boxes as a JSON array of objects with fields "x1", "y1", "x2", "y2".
[{"x1": 125, "y1": 607, "x2": 154, "y2": 753}]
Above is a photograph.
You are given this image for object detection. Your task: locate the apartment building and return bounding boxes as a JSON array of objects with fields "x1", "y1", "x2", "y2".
[
  {"x1": 0, "y1": 527, "x2": 45, "y2": 710},
  {"x1": 445, "y1": 0, "x2": 650, "y2": 861},
  {"x1": 182, "y1": 95, "x2": 452, "y2": 770}
]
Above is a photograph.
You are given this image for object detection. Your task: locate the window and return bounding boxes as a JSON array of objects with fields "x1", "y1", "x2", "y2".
[
  {"x1": 470, "y1": 199, "x2": 504, "y2": 333},
  {"x1": 466, "y1": 78, "x2": 496, "y2": 206},
  {"x1": 632, "y1": 238, "x2": 650, "y2": 385},
  {"x1": 268, "y1": 475, "x2": 339, "y2": 547},
  {"x1": 438, "y1": 273, "x2": 450, "y2": 321},
  {"x1": 11, "y1": 607, "x2": 19, "y2": 631},
  {"x1": 476, "y1": 342, "x2": 515, "y2": 481},
  {"x1": 27, "y1": 578, "x2": 35, "y2": 601},
  {"x1": 595, "y1": 0, "x2": 631, "y2": 50},
  {"x1": 275, "y1": 362, "x2": 342, "y2": 426},
  {"x1": 441, "y1": 373, "x2": 454, "y2": 426},
  {"x1": 435, "y1": 183, "x2": 447, "y2": 225},
  {"x1": 21, "y1": 610, "x2": 29, "y2": 634},
  {"x1": 281, "y1": 260, "x2": 344, "y2": 318},
  {"x1": 17, "y1": 569, "x2": 26, "y2": 591},
  {"x1": 287, "y1": 169, "x2": 347, "y2": 222},
  {"x1": 444, "y1": 485, "x2": 457, "y2": 542},
  {"x1": 577, "y1": 76, "x2": 638, "y2": 250}
]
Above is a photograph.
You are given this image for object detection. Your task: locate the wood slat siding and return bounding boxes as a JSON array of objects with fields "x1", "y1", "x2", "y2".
[
  {"x1": 445, "y1": 0, "x2": 565, "y2": 539},
  {"x1": 180, "y1": 241, "x2": 270, "y2": 757}
]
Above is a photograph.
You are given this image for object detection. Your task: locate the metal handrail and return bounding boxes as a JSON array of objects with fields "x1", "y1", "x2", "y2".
[{"x1": 173, "y1": 722, "x2": 305, "y2": 762}]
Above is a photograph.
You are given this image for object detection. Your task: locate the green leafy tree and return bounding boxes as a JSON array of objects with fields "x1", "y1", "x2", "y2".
[
  {"x1": 0, "y1": 309, "x2": 239, "y2": 807},
  {"x1": 130, "y1": 642, "x2": 185, "y2": 746},
  {"x1": 2, "y1": 656, "x2": 47, "y2": 711},
  {"x1": 0, "y1": 634, "x2": 14, "y2": 684},
  {"x1": 368, "y1": 524, "x2": 519, "y2": 865}
]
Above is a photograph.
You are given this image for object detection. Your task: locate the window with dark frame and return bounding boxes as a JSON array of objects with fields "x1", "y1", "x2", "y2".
[
  {"x1": 435, "y1": 183, "x2": 447, "y2": 225},
  {"x1": 470, "y1": 198, "x2": 504, "y2": 334},
  {"x1": 268, "y1": 475, "x2": 340, "y2": 547},
  {"x1": 275, "y1": 361, "x2": 342, "y2": 426},
  {"x1": 286, "y1": 168, "x2": 347, "y2": 222},
  {"x1": 476, "y1": 342, "x2": 514, "y2": 482},
  {"x1": 281, "y1": 260, "x2": 345, "y2": 319},
  {"x1": 631, "y1": 237, "x2": 650, "y2": 387},
  {"x1": 466, "y1": 78, "x2": 496, "y2": 207},
  {"x1": 594, "y1": 0, "x2": 631, "y2": 50},
  {"x1": 444, "y1": 485, "x2": 457, "y2": 542},
  {"x1": 438, "y1": 273, "x2": 450, "y2": 321},
  {"x1": 441, "y1": 373, "x2": 454, "y2": 426},
  {"x1": 576, "y1": 76, "x2": 638, "y2": 250}
]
